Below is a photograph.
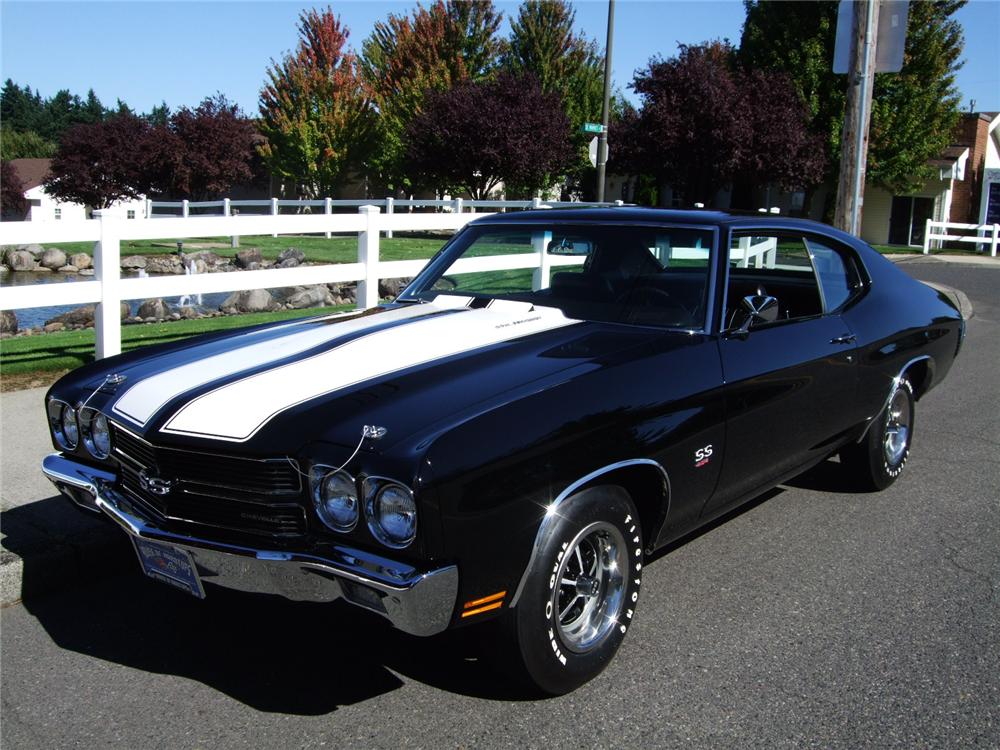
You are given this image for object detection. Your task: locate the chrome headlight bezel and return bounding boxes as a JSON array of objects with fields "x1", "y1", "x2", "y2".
[
  {"x1": 311, "y1": 466, "x2": 360, "y2": 533},
  {"x1": 48, "y1": 399, "x2": 79, "y2": 450},
  {"x1": 365, "y1": 479, "x2": 417, "y2": 549},
  {"x1": 79, "y1": 407, "x2": 111, "y2": 459}
]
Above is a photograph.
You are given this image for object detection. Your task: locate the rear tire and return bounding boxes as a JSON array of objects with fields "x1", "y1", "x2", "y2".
[
  {"x1": 503, "y1": 486, "x2": 643, "y2": 695},
  {"x1": 841, "y1": 375, "x2": 915, "y2": 491}
]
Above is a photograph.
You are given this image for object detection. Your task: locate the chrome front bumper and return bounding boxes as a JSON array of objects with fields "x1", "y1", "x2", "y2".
[{"x1": 42, "y1": 453, "x2": 458, "y2": 637}]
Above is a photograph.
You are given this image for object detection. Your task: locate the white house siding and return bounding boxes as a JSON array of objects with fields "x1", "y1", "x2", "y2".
[
  {"x1": 861, "y1": 177, "x2": 953, "y2": 247},
  {"x1": 977, "y1": 114, "x2": 1000, "y2": 224},
  {"x1": 25, "y1": 185, "x2": 147, "y2": 222}
]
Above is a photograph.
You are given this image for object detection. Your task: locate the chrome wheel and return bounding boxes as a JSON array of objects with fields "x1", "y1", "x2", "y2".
[
  {"x1": 553, "y1": 521, "x2": 627, "y2": 653},
  {"x1": 884, "y1": 384, "x2": 912, "y2": 466}
]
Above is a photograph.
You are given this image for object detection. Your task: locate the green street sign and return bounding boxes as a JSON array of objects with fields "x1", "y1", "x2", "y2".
[{"x1": 582, "y1": 122, "x2": 604, "y2": 134}]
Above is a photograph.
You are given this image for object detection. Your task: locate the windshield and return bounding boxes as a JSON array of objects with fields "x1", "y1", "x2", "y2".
[{"x1": 400, "y1": 223, "x2": 715, "y2": 329}]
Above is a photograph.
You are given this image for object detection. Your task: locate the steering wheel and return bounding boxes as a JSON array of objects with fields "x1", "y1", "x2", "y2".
[{"x1": 618, "y1": 285, "x2": 692, "y2": 326}]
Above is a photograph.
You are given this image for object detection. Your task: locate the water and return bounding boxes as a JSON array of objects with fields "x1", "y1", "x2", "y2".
[{"x1": 1, "y1": 271, "x2": 229, "y2": 330}]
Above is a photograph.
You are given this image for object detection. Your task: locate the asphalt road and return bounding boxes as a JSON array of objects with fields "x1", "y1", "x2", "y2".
[{"x1": 2, "y1": 261, "x2": 997, "y2": 749}]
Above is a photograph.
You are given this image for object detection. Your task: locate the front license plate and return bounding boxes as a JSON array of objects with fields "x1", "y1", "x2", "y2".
[{"x1": 131, "y1": 537, "x2": 205, "y2": 598}]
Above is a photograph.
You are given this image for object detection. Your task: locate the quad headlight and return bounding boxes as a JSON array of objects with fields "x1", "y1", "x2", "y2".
[
  {"x1": 80, "y1": 408, "x2": 111, "y2": 459},
  {"x1": 48, "y1": 400, "x2": 79, "y2": 450},
  {"x1": 312, "y1": 469, "x2": 359, "y2": 532},
  {"x1": 367, "y1": 482, "x2": 417, "y2": 549}
]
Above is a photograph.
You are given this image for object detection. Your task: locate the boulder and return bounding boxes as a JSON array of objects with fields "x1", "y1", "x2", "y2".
[
  {"x1": 284, "y1": 285, "x2": 335, "y2": 309},
  {"x1": 235, "y1": 248, "x2": 263, "y2": 269},
  {"x1": 0, "y1": 310, "x2": 17, "y2": 334},
  {"x1": 136, "y1": 298, "x2": 173, "y2": 320},
  {"x1": 44, "y1": 302, "x2": 130, "y2": 327},
  {"x1": 145, "y1": 256, "x2": 183, "y2": 274},
  {"x1": 178, "y1": 306, "x2": 202, "y2": 320},
  {"x1": 39, "y1": 248, "x2": 67, "y2": 270},
  {"x1": 57, "y1": 265, "x2": 79, "y2": 273},
  {"x1": 79, "y1": 268, "x2": 95, "y2": 276},
  {"x1": 22, "y1": 244, "x2": 44, "y2": 257},
  {"x1": 8, "y1": 250, "x2": 37, "y2": 271},
  {"x1": 69, "y1": 253, "x2": 92, "y2": 270},
  {"x1": 277, "y1": 248, "x2": 305, "y2": 266},
  {"x1": 220, "y1": 289, "x2": 278, "y2": 313},
  {"x1": 121, "y1": 255, "x2": 147, "y2": 270},
  {"x1": 327, "y1": 283, "x2": 357, "y2": 303},
  {"x1": 379, "y1": 277, "x2": 412, "y2": 300},
  {"x1": 44, "y1": 322, "x2": 65, "y2": 333},
  {"x1": 184, "y1": 251, "x2": 227, "y2": 270}
]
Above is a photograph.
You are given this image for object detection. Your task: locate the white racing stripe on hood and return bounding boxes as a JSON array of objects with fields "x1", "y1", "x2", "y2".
[
  {"x1": 160, "y1": 302, "x2": 579, "y2": 442},
  {"x1": 112, "y1": 303, "x2": 448, "y2": 426}
]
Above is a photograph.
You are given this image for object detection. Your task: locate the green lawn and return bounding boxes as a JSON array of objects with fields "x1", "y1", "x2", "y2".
[
  {"x1": 1, "y1": 305, "x2": 351, "y2": 376},
  {"x1": 47, "y1": 233, "x2": 448, "y2": 264}
]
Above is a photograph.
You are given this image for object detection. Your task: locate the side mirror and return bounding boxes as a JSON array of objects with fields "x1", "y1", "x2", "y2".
[{"x1": 734, "y1": 294, "x2": 779, "y2": 334}]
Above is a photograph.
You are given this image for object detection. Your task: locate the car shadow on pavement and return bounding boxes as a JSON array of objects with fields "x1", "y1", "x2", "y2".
[{"x1": 15, "y1": 528, "x2": 532, "y2": 712}]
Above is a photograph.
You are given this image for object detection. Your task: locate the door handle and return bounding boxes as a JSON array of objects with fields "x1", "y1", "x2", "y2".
[{"x1": 830, "y1": 334, "x2": 856, "y2": 345}]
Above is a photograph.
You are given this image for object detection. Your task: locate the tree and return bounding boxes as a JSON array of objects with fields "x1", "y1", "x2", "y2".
[
  {"x1": 404, "y1": 73, "x2": 574, "y2": 199},
  {"x1": 0, "y1": 124, "x2": 57, "y2": 159},
  {"x1": 164, "y1": 94, "x2": 256, "y2": 200},
  {"x1": 43, "y1": 114, "x2": 154, "y2": 209},
  {"x1": 259, "y1": 7, "x2": 372, "y2": 198},
  {"x1": 1, "y1": 160, "x2": 29, "y2": 218},
  {"x1": 503, "y1": 1, "x2": 603, "y2": 136},
  {"x1": 361, "y1": 0, "x2": 503, "y2": 191},
  {"x1": 740, "y1": 0, "x2": 965, "y2": 198},
  {"x1": 0, "y1": 80, "x2": 45, "y2": 133},
  {"x1": 619, "y1": 42, "x2": 823, "y2": 207}
]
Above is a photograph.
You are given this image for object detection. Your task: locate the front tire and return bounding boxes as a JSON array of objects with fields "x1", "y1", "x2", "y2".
[
  {"x1": 842, "y1": 375, "x2": 915, "y2": 491},
  {"x1": 506, "y1": 486, "x2": 643, "y2": 695}
]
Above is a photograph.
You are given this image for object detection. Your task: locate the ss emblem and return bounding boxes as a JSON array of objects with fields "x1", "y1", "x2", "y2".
[{"x1": 694, "y1": 444, "x2": 713, "y2": 467}]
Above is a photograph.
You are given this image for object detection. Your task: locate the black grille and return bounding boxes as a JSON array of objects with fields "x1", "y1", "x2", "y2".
[{"x1": 112, "y1": 424, "x2": 307, "y2": 538}]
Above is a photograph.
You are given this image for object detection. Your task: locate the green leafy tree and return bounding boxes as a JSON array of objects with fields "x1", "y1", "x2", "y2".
[
  {"x1": 503, "y1": 1, "x2": 603, "y2": 136},
  {"x1": 259, "y1": 7, "x2": 372, "y2": 198},
  {"x1": 0, "y1": 124, "x2": 57, "y2": 159},
  {"x1": 740, "y1": 0, "x2": 965, "y2": 199},
  {"x1": 361, "y1": 0, "x2": 502, "y2": 192}
]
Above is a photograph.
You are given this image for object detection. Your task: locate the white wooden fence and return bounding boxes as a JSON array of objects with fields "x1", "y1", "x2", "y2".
[{"x1": 923, "y1": 219, "x2": 999, "y2": 257}]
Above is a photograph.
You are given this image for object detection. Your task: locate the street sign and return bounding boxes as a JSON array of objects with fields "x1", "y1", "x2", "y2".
[
  {"x1": 582, "y1": 122, "x2": 604, "y2": 134},
  {"x1": 833, "y1": 0, "x2": 909, "y2": 74},
  {"x1": 588, "y1": 136, "x2": 599, "y2": 167}
]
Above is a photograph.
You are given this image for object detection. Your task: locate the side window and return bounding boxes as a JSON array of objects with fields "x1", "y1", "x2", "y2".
[
  {"x1": 805, "y1": 239, "x2": 862, "y2": 312},
  {"x1": 726, "y1": 233, "x2": 822, "y2": 329}
]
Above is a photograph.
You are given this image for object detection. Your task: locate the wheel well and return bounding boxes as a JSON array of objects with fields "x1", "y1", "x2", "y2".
[
  {"x1": 903, "y1": 358, "x2": 933, "y2": 400},
  {"x1": 577, "y1": 464, "x2": 669, "y2": 551}
]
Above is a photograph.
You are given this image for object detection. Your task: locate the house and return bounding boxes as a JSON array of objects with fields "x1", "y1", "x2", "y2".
[
  {"x1": 860, "y1": 111, "x2": 1000, "y2": 247},
  {"x1": 6, "y1": 158, "x2": 148, "y2": 222}
]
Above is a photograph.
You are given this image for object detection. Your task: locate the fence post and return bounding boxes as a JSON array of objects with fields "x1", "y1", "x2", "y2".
[
  {"x1": 532, "y1": 197, "x2": 543, "y2": 210},
  {"x1": 223, "y1": 198, "x2": 231, "y2": 217},
  {"x1": 385, "y1": 196, "x2": 394, "y2": 238},
  {"x1": 324, "y1": 197, "x2": 333, "y2": 239},
  {"x1": 453, "y1": 197, "x2": 463, "y2": 215},
  {"x1": 923, "y1": 219, "x2": 932, "y2": 254},
  {"x1": 357, "y1": 205, "x2": 381, "y2": 310},
  {"x1": 992, "y1": 224, "x2": 999, "y2": 258},
  {"x1": 738, "y1": 236, "x2": 751, "y2": 269},
  {"x1": 181, "y1": 199, "x2": 189, "y2": 218},
  {"x1": 271, "y1": 197, "x2": 279, "y2": 238},
  {"x1": 145, "y1": 198, "x2": 153, "y2": 218},
  {"x1": 532, "y1": 230, "x2": 553, "y2": 290},
  {"x1": 92, "y1": 210, "x2": 122, "y2": 359}
]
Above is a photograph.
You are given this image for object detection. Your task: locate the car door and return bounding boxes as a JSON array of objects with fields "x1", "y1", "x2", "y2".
[{"x1": 703, "y1": 230, "x2": 863, "y2": 515}]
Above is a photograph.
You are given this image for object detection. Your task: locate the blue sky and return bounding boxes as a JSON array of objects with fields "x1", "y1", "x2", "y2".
[{"x1": 1, "y1": 0, "x2": 997, "y2": 117}]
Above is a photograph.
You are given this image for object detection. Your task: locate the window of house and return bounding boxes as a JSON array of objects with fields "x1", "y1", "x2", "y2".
[
  {"x1": 54, "y1": 208, "x2": 62, "y2": 220},
  {"x1": 127, "y1": 210, "x2": 136, "y2": 219}
]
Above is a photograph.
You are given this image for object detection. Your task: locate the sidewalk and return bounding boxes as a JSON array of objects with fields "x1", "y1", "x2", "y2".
[{"x1": 0, "y1": 274, "x2": 977, "y2": 606}]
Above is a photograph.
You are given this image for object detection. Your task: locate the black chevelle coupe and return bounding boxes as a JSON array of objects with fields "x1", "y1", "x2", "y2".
[{"x1": 42, "y1": 208, "x2": 963, "y2": 694}]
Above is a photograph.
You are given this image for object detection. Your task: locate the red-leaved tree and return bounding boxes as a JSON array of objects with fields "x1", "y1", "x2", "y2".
[
  {"x1": 616, "y1": 42, "x2": 824, "y2": 208},
  {"x1": 160, "y1": 94, "x2": 257, "y2": 200},
  {"x1": 1, "y1": 160, "x2": 29, "y2": 219},
  {"x1": 404, "y1": 72, "x2": 574, "y2": 199},
  {"x1": 43, "y1": 113, "x2": 154, "y2": 209}
]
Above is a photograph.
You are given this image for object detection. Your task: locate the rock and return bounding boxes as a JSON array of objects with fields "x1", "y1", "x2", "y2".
[
  {"x1": 57, "y1": 265, "x2": 79, "y2": 273},
  {"x1": 179, "y1": 306, "x2": 201, "y2": 320},
  {"x1": 220, "y1": 289, "x2": 278, "y2": 313},
  {"x1": 121, "y1": 255, "x2": 147, "y2": 270},
  {"x1": 44, "y1": 322, "x2": 65, "y2": 333},
  {"x1": 69, "y1": 253, "x2": 92, "y2": 270},
  {"x1": 235, "y1": 248, "x2": 263, "y2": 269},
  {"x1": 8, "y1": 250, "x2": 37, "y2": 271},
  {"x1": 23, "y1": 244, "x2": 44, "y2": 257},
  {"x1": 184, "y1": 251, "x2": 227, "y2": 270},
  {"x1": 1, "y1": 310, "x2": 17, "y2": 334},
  {"x1": 39, "y1": 248, "x2": 67, "y2": 270},
  {"x1": 44, "y1": 302, "x2": 130, "y2": 327},
  {"x1": 327, "y1": 283, "x2": 357, "y2": 303},
  {"x1": 284, "y1": 285, "x2": 335, "y2": 309},
  {"x1": 145, "y1": 256, "x2": 183, "y2": 274},
  {"x1": 277, "y1": 248, "x2": 305, "y2": 266},
  {"x1": 136, "y1": 298, "x2": 173, "y2": 320},
  {"x1": 379, "y1": 277, "x2": 412, "y2": 300},
  {"x1": 277, "y1": 258, "x2": 300, "y2": 269},
  {"x1": 79, "y1": 268, "x2": 95, "y2": 276}
]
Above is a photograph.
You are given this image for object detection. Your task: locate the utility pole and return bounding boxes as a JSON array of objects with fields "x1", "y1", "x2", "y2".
[
  {"x1": 834, "y1": 0, "x2": 880, "y2": 235},
  {"x1": 596, "y1": 0, "x2": 615, "y2": 203}
]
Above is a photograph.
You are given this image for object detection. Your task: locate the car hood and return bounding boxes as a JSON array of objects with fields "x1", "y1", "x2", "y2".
[{"x1": 76, "y1": 297, "x2": 650, "y2": 455}]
